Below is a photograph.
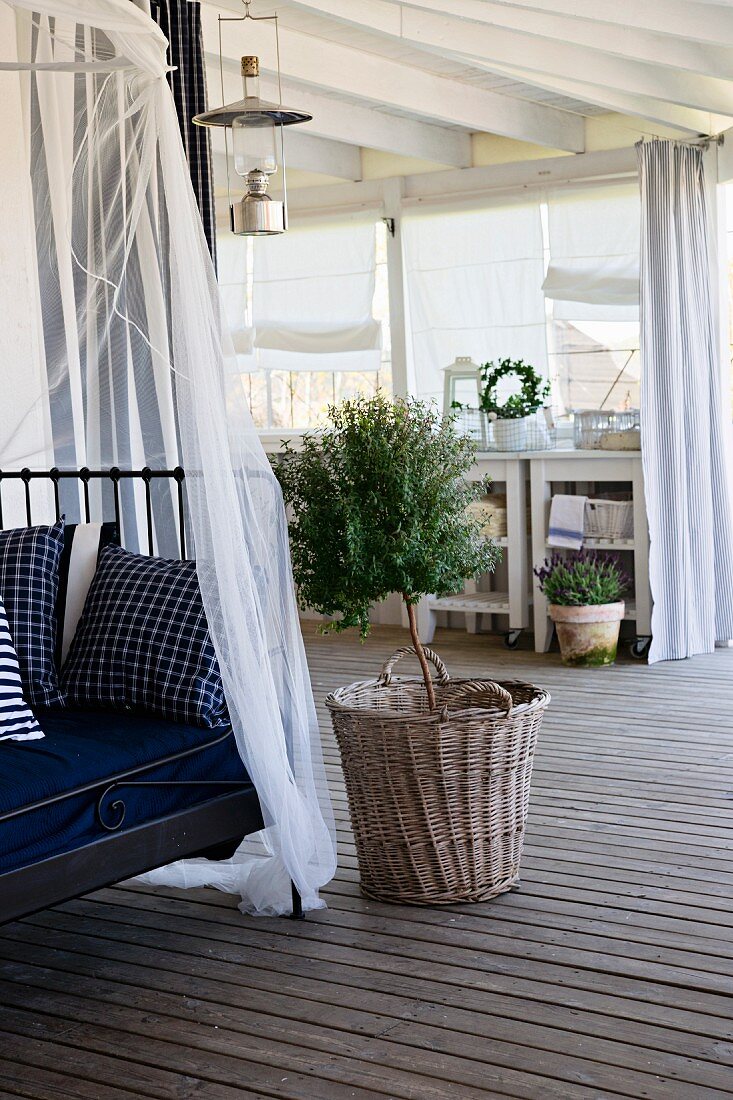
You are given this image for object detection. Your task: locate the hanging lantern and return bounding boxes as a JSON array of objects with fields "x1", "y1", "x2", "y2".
[{"x1": 193, "y1": 6, "x2": 311, "y2": 235}]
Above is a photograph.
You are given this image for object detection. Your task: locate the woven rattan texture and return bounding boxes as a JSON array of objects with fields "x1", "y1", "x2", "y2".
[{"x1": 327, "y1": 648, "x2": 550, "y2": 905}]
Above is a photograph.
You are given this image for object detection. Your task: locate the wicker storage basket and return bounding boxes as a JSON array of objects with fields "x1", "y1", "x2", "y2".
[
  {"x1": 466, "y1": 493, "x2": 507, "y2": 539},
  {"x1": 584, "y1": 498, "x2": 634, "y2": 540},
  {"x1": 327, "y1": 646, "x2": 550, "y2": 906}
]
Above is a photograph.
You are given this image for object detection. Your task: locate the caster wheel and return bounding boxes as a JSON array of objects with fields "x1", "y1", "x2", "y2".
[
  {"x1": 504, "y1": 630, "x2": 521, "y2": 650},
  {"x1": 630, "y1": 637, "x2": 651, "y2": 660}
]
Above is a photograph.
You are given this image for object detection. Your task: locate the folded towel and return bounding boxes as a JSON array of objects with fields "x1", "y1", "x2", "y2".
[{"x1": 548, "y1": 494, "x2": 587, "y2": 550}]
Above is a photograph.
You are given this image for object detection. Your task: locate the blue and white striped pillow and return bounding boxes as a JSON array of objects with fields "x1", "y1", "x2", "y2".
[
  {"x1": 0, "y1": 519, "x2": 64, "y2": 709},
  {"x1": 0, "y1": 596, "x2": 43, "y2": 742},
  {"x1": 61, "y1": 544, "x2": 227, "y2": 728}
]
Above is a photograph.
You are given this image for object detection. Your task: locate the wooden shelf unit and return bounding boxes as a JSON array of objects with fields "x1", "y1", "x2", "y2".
[
  {"x1": 413, "y1": 453, "x2": 530, "y2": 644},
  {"x1": 530, "y1": 450, "x2": 651, "y2": 653}
]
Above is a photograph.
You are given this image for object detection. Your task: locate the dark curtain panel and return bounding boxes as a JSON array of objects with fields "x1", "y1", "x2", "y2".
[{"x1": 151, "y1": 0, "x2": 217, "y2": 265}]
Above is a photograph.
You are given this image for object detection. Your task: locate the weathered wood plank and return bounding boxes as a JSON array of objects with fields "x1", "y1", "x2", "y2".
[{"x1": 2, "y1": 623, "x2": 733, "y2": 1099}]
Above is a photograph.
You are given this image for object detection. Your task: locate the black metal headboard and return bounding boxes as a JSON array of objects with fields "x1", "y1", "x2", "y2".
[{"x1": 0, "y1": 467, "x2": 187, "y2": 559}]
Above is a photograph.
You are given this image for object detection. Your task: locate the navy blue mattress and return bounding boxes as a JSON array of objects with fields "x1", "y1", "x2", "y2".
[{"x1": 0, "y1": 710, "x2": 254, "y2": 874}]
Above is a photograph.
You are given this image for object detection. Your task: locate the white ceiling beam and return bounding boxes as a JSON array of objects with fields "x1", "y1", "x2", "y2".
[
  {"x1": 205, "y1": 53, "x2": 472, "y2": 167},
  {"x1": 479, "y1": 60, "x2": 731, "y2": 136},
  {"x1": 200, "y1": 6, "x2": 585, "y2": 152},
  {"x1": 282, "y1": 0, "x2": 733, "y2": 117},
  {"x1": 285, "y1": 146, "x2": 639, "y2": 214},
  {"x1": 385, "y1": 0, "x2": 733, "y2": 82},
  {"x1": 476, "y1": 0, "x2": 733, "y2": 49},
  {"x1": 211, "y1": 131, "x2": 362, "y2": 181}
]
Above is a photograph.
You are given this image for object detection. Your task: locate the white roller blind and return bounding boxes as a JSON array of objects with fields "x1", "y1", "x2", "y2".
[
  {"x1": 544, "y1": 183, "x2": 640, "y2": 318},
  {"x1": 252, "y1": 213, "x2": 382, "y2": 372},
  {"x1": 402, "y1": 198, "x2": 548, "y2": 405}
]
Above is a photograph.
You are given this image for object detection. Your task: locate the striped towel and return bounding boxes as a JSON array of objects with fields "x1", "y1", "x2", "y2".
[
  {"x1": 548, "y1": 494, "x2": 587, "y2": 550},
  {"x1": 0, "y1": 596, "x2": 44, "y2": 742}
]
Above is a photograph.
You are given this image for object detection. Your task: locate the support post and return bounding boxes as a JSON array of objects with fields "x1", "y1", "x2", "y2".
[
  {"x1": 382, "y1": 177, "x2": 409, "y2": 399},
  {"x1": 530, "y1": 457, "x2": 553, "y2": 653},
  {"x1": 506, "y1": 457, "x2": 529, "y2": 632}
]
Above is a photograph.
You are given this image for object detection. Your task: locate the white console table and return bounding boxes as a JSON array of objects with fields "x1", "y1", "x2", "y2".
[
  {"x1": 529, "y1": 450, "x2": 651, "y2": 655},
  {"x1": 264, "y1": 433, "x2": 653, "y2": 655}
]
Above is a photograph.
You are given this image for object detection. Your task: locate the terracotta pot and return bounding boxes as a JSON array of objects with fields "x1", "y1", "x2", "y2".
[{"x1": 549, "y1": 602, "x2": 625, "y2": 667}]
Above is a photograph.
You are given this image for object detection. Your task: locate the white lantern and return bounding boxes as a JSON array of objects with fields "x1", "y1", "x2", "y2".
[{"x1": 442, "y1": 356, "x2": 483, "y2": 416}]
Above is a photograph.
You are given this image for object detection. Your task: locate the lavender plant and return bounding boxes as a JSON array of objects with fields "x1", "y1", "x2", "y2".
[{"x1": 534, "y1": 550, "x2": 630, "y2": 607}]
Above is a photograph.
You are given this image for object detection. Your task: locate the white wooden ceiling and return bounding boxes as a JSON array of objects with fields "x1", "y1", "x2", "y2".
[{"x1": 201, "y1": 0, "x2": 733, "y2": 180}]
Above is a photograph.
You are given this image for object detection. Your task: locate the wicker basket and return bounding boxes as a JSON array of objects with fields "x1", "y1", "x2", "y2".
[
  {"x1": 327, "y1": 647, "x2": 550, "y2": 906},
  {"x1": 584, "y1": 498, "x2": 634, "y2": 540},
  {"x1": 466, "y1": 493, "x2": 507, "y2": 539}
]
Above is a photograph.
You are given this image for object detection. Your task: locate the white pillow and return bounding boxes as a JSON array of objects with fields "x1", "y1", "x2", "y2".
[
  {"x1": 59, "y1": 522, "x2": 105, "y2": 665},
  {"x1": 0, "y1": 596, "x2": 44, "y2": 742}
]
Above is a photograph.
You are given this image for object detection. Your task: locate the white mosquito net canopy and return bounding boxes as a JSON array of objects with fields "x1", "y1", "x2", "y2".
[{"x1": 0, "y1": 0, "x2": 336, "y2": 915}]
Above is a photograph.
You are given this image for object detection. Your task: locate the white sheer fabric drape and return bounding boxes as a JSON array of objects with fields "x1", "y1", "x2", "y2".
[
  {"x1": 402, "y1": 198, "x2": 548, "y2": 404},
  {"x1": 1, "y1": 0, "x2": 336, "y2": 914}
]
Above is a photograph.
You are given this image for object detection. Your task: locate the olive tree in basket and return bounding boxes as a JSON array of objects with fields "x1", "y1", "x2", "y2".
[{"x1": 274, "y1": 394, "x2": 500, "y2": 710}]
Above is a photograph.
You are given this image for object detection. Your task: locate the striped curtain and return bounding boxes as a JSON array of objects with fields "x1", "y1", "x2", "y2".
[
  {"x1": 637, "y1": 139, "x2": 733, "y2": 662},
  {"x1": 151, "y1": 0, "x2": 216, "y2": 263}
]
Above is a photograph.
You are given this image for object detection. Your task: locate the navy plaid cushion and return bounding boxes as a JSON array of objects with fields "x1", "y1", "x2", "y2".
[
  {"x1": 61, "y1": 544, "x2": 227, "y2": 728},
  {"x1": 0, "y1": 519, "x2": 64, "y2": 708}
]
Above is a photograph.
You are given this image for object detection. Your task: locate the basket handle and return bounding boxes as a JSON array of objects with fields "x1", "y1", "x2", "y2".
[
  {"x1": 378, "y1": 646, "x2": 450, "y2": 687},
  {"x1": 447, "y1": 680, "x2": 514, "y2": 716}
]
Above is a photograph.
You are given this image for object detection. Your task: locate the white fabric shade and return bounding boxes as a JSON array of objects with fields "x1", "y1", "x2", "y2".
[
  {"x1": 254, "y1": 319, "x2": 382, "y2": 356},
  {"x1": 545, "y1": 183, "x2": 641, "y2": 320},
  {"x1": 403, "y1": 198, "x2": 548, "y2": 404},
  {"x1": 542, "y1": 257, "x2": 639, "y2": 306},
  {"x1": 218, "y1": 213, "x2": 382, "y2": 373}
]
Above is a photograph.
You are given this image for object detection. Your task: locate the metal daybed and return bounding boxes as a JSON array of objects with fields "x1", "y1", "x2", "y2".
[{"x1": 0, "y1": 467, "x2": 302, "y2": 924}]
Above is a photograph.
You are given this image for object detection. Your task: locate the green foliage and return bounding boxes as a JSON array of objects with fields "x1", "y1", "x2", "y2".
[
  {"x1": 534, "y1": 550, "x2": 630, "y2": 607},
  {"x1": 479, "y1": 358, "x2": 550, "y2": 420},
  {"x1": 273, "y1": 394, "x2": 501, "y2": 638}
]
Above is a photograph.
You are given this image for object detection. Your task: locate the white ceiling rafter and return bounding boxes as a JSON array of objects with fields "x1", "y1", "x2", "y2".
[
  {"x1": 206, "y1": 53, "x2": 473, "y2": 167},
  {"x1": 282, "y1": 0, "x2": 733, "y2": 118},
  {"x1": 385, "y1": 0, "x2": 733, "y2": 82},
  {"x1": 482, "y1": 0, "x2": 733, "y2": 48},
  {"x1": 473, "y1": 60, "x2": 729, "y2": 137},
  {"x1": 200, "y1": 5, "x2": 586, "y2": 153}
]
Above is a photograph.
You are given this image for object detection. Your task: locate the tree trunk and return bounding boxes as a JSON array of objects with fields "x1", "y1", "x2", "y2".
[{"x1": 403, "y1": 595, "x2": 436, "y2": 712}]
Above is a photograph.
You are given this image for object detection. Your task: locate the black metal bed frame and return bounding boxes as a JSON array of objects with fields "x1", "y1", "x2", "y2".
[
  {"x1": 0, "y1": 466, "x2": 304, "y2": 923},
  {"x1": 0, "y1": 465, "x2": 188, "y2": 555}
]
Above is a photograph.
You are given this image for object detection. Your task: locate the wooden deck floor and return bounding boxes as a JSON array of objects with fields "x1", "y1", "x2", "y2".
[{"x1": 1, "y1": 624, "x2": 733, "y2": 1099}]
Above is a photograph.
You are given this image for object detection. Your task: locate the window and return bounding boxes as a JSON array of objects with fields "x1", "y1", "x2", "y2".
[
  {"x1": 218, "y1": 217, "x2": 391, "y2": 431},
  {"x1": 402, "y1": 184, "x2": 641, "y2": 417},
  {"x1": 543, "y1": 184, "x2": 641, "y2": 414},
  {"x1": 402, "y1": 198, "x2": 548, "y2": 407}
]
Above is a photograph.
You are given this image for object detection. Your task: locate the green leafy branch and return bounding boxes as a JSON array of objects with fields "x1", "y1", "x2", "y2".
[{"x1": 273, "y1": 395, "x2": 501, "y2": 709}]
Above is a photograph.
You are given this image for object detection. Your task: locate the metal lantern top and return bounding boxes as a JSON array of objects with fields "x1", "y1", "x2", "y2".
[
  {"x1": 194, "y1": 3, "x2": 310, "y2": 236},
  {"x1": 193, "y1": 57, "x2": 312, "y2": 130}
]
